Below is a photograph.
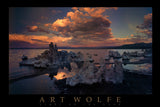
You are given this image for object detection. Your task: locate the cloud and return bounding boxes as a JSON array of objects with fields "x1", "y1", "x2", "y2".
[
  {"x1": 10, "y1": 8, "x2": 152, "y2": 48},
  {"x1": 136, "y1": 13, "x2": 152, "y2": 38},
  {"x1": 52, "y1": 18, "x2": 71, "y2": 28},
  {"x1": 144, "y1": 13, "x2": 152, "y2": 28},
  {"x1": 27, "y1": 26, "x2": 38, "y2": 32},
  {"x1": 31, "y1": 39, "x2": 49, "y2": 43},
  {"x1": 52, "y1": 10, "x2": 62, "y2": 14},
  {"x1": 9, "y1": 34, "x2": 49, "y2": 44},
  {"x1": 9, "y1": 40, "x2": 36, "y2": 48},
  {"x1": 40, "y1": 16, "x2": 48, "y2": 20},
  {"x1": 78, "y1": 7, "x2": 117, "y2": 17},
  {"x1": 51, "y1": 7, "x2": 115, "y2": 42},
  {"x1": 138, "y1": 29, "x2": 152, "y2": 37},
  {"x1": 26, "y1": 25, "x2": 50, "y2": 34},
  {"x1": 44, "y1": 23, "x2": 52, "y2": 27},
  {"x1": 136, "y1": 13, "x2": 152, "y2": 29},
  {"x1": 106, "y1": 36, "x2": 152, "y2": 46},
  {"x1": 130, "y1": 34, "x2": 134, "y2": 37},
  {"x1": 9, "y1": 33, "x2": 152, "y2": 48},
  {"x1": 126, "y1": 35, "x2": 152, "y2": 43},
  {"x1": 9, "y1": 33, "x2": 72, "y2": 48}
]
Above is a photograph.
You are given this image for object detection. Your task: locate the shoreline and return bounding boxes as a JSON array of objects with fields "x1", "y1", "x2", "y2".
[
  {"x1": 9, "y1": 47, "x2": 152, "y2": 94},
  {"x1": 9, "y1": 66, "x2": 152, "y2": 84},
  {"x1": 9, "y1": 70, "x2": 152, "y2": 95}
]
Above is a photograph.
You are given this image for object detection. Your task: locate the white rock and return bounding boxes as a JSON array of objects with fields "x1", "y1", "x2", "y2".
[
  {"x1": 104, "y1": 60, "x2": 123, "y2": 84},
  {"x1": 66, "y1": 60, "x2": 101, "y2": 86},
  {"x1": 70, "y1": 62, "x2": 79, "y2": 73}
]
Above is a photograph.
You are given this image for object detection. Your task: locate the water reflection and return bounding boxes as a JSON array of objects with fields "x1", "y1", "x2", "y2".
[
  {"x1": 9, "y1": 49, "x2": 152, "y2": 94},
  {"x1": 54, "y1": 67, "x2": 76, "y2": 80},
  {"x1": 9, "y1": 49, "x2": 152, "y2": 82},
  {"x1": 48, "y1": 64, "x2": 75, "y2": 81},
  {"x1": 123, "y1": 64, "x2": 152, "y2": 75},
  {"x1": 48, "y1": 67, "x2": 58, "y2": 80}
]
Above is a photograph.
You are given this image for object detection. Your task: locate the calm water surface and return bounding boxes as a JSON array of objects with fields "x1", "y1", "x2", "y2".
[{"x1": 9, "y1": 49, "x2": 152, "y2": 94}]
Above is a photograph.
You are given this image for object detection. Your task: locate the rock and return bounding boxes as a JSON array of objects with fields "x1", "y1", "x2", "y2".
[
  {"x1": 75, "y1": 52, "x2": 84, "y2": 68},
  {"x1": 87, "y1": 54, "x2": 94, "y2": 63},
  {"x1": 104, "y1": 60, "x2": 123, "y2": 84},
  {"x1": 113, "y1": 51, "x2": 121, "y2": 59},
  {"x1": 122, "y1": 52, "x2": 130, "y2": 61},
  {"x1": 66, "y1": 59, "x2": 100, "y2": 86},
  {"x1": 98, "y1": 58, "x2": 106, "y2": 78},
  {"x1": 114, "y1": 60, "x2": 124, "y2": 83},
  {"x1": 77, "y1": 52, "x2": 84, "y2": 61},
  {"x1": 22, "y1": 55, "x2": 28, "y2": 61},
  {"x1": 32, "y1": 42, "x2": 60, "y2": 68},
  {"x1": 66, "y1": 74, "x2": 81, "y2": 86},
  {"x1": 48, "y1": 42, "x2": 59, "y2": 63},
  {"x1": 33, "y1": 59, "x2": 49, "y2": 68},
  {"x1": 105, "y1": 55, "x2": 110, "y2": 61},
  {"x1": 66, "y1": 55, "x2": 124, "y2": 86},
  {"x1": 68, "y1": 51, "x2": 77, "y2": 58},
  {"x1": 70, "y1": 62, "x2": 79, "y2": 73},
  {"x1": 104, "y1": 65, "x2": 115, "y2": 83},
  {"x1": 109, "y1": 51, "x2": 114, "y2": 57},
  {"x1": 59, "y1": 50, "x2": 68, "y2": 61},
  {"x1": 40, "y1": 50, "x2": 50, "y2": 59},
  {"x1": 109, "y1": 51, "x2": 121, "y2": 59}
]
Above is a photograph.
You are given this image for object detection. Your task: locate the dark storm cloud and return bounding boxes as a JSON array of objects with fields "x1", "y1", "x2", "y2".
[
  {"x1": 72, "y1": 17, "x2": 111, "y2": 33},
  {"x1": 9, "y1": 40, "x2": 35, "y2": 48},
  {"x1": 31, "y1": 39, "x2": 49, "y2": 43},
  {"x1": 52, "y1": 14, "x2": 113, "y2": 41}
]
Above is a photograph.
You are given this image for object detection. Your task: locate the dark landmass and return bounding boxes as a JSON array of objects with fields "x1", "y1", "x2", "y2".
[
  {"x1": 114, "y1": 42, "x2": 152, "y2": 49},
  {"x1": 9, "y1": 42, "x2": 152, "y2": 49}
]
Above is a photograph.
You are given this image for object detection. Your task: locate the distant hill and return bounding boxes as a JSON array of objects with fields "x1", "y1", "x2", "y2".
[
  {"x1": 10, "y1": 42, "x2": 152, "y2": 49},
  {"x1": 60, "y1": 42, "x2": 152, "y2": 49},
  {"x1": 114, "y1": 42, "x2": 152, "y2": 49}
]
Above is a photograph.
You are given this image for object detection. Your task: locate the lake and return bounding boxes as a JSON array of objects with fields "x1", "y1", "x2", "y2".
[{"x1": 9, "y1": 49, "x2": 152, "y2": 94}]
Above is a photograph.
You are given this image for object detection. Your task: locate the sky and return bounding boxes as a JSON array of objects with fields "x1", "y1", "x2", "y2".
[{"x1": 9, "y1": 7, "x2": 152, "y2": 48}]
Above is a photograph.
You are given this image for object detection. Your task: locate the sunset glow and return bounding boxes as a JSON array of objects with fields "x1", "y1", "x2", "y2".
[{"x1": 9, "y1": 7, "x2": 152, "y2": 48}]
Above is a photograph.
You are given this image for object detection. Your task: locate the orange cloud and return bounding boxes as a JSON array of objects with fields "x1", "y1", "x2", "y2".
[
  {"x1": 9, "y1": 34, "x2": 72, "y2": 46},
  {"x1": 66, "y1": 10, "x2": 85, "y2": 23},
  {"x1": 79, "y1": 7, "x2": 106, "y2": 17},
  {"x1": 136, "y1": 13, "x2": 152, "y2": 38},
  {"x1": 28, "y1": 25, "x2": 38, "y2": 31},
  {"x1": 78, "y1": 7, "x2": 118, "y2": 17},
  {"x1": 27, "y1": 25, "x2": 50, "y2": 34},
  {"x1": 130, "y1": 34, "x2": 134, "y2": 37},
  {"x1": 44, "y1": 23, "x2": 52, "y2": 27},
  {"x1": 9, "y1": 33, "x2": 152, "y2": 48},
  {"x1": 71, "y1": 7, "x2": 78, "y2": 10},
  {"x1": 144, "y1": 13, "x2": 152, "y2": 22},
  {"x1": 9, "y1": 34, "x2": 49, "y2": 44},
  {"x1": 138, "y1": 29, "x2": 152, "y2": 37},
  {"x1": 52, "y1": 18, "x2": 71, "y2": 27},
  {"x1": 51, "y1": 7, "x2": 114, "y2": 41}
]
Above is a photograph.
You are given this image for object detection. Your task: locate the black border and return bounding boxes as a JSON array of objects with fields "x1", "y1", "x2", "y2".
[
  {"x1": 8, "y1": 0, "x2": 153, "y2": 7},
  {"x1": 7, "y1": 0, "x2": 159, "y2": 107}
]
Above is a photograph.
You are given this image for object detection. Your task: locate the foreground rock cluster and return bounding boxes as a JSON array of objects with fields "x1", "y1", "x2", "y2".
[
  {"x1": 66, "y1": 57, "x2": 123, "y2": 86},
  {"x1": 20, "y1": 42, "x2": 152, "y2": 86}
]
